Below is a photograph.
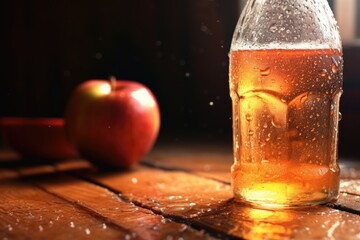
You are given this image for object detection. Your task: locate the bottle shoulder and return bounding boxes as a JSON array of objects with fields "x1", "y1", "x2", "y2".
[{"x1": 231, "y1": 0, "x2": 341, "y2": 50}]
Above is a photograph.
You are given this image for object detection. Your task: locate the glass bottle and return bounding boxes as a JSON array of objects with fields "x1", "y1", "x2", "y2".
[{"x1": 229, "y1": 0, "x2": 343, "y2": 208}]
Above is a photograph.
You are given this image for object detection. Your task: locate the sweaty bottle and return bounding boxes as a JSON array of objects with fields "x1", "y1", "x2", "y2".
[{"x1": 229, "y1": 0, "x2": 343, "y2": 208}]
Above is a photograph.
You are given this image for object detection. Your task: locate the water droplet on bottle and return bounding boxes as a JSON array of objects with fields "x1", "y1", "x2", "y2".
[
  {"x1": 338, "y1": 112, "x2": 342, "y2": 121},
  {"x1": 319, "y1": 69, "x2": 327, "y2": 77},
  {"x1": 269, "y1": 24, "x2": 277, "y2": 33},
  {"x1": 300, "y1": 94, "x2": 308, "y2": 103},
  {"x1": 331, "y1": 56, "x2": 339, "y2": 73},
  {"x1": 260, "y1": 67, "x2": 271, "y2": 76},
  {"x1": 271, "y1": 118, "x2": 282, "y2": 128},
  {"x1": 246, "y1": 113, "x2": 253, "y2": 121},
  {"x1": 248, "y1": 130, "x2": 254, "y2": 136}
]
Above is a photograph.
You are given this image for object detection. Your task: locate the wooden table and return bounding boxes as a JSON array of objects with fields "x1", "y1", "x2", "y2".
[{"x1": 1, "y1": 142, "x2": 360, "y2": 240}]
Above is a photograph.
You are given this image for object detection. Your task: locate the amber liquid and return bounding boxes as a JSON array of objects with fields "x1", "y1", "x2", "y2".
[{"x1": 229, "y1": 49, "x2": 343, "y2": 208}]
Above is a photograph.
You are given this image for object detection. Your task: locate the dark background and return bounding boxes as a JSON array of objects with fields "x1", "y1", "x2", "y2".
[{"x1": 1, "y1": 0, "x2": 359, "y2": 158}]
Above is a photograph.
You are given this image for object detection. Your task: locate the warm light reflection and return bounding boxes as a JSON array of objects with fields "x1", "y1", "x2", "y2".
[
  {"x1": 131, "y1": 89, "x2": 156, "y2": 107},
  {"x1": 243, "y1": 182, "x2": 299, "y2": 208},
  {"x1": 241, "y1": 206, "x2": 294, "y2": 240},
  {"x1": 99, "y1": 83, "x2": 111, "y2": 95},
  {"x1": 247, "y1": 208, "x2": 293, "y2": 222}
]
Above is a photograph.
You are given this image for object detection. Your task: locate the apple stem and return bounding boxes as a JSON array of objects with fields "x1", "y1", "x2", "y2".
[{"x1": 109, "y1": 76, "x2": 116, "y2": 92}]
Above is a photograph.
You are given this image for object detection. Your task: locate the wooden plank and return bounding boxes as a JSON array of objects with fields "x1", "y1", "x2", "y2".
[
  {"x1": 194, "y1": 199, "x2": 360, "y2": 240},
  {"x1": 146, "y1": 144, "x2": 360, "y2": 183},
  {"x1": 0, "y1": 180, "x2": 127, "y2": 240},
  {"x1": 333, "y1": 192, "x2": 360, "y2": 215},
  {"x1": 84, "y1": 167, "x2": 233, "y2": 217},
  {"x1": 340, "y1": 179, "x2": 360, "y2": 195},
  {"x1": 82, "y1": 166, "x2": 360, "y2": 240},
  {"x1": 146, "y1": 145, "x2": 360, "y2": 215},
  {"x1": 337, "y1": 179, "x2": 360, "y2": 214},
  {"x1": 33, "y1": 173, "x2": 216, "y2": 240},
  {"x1": 340, "y1": 160, "x2": 360, "y2": 179},
  {"x1": 145, "y1": 144, "x2": 232, "y2": 183},
  {"x1": 0, "y1": 169, "x2": 18, "y2": 180}
]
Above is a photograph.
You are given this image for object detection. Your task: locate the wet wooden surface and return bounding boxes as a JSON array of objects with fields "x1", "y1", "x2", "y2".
[{"x1": 1, "y1": 143, "x2": 360, "y2": 240}]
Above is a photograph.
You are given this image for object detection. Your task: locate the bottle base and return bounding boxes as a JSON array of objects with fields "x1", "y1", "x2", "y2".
[{"x1": 233, "y1": 191, "x2": 339, "y2": 209}]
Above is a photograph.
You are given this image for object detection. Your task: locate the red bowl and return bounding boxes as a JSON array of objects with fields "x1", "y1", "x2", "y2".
[{"x1": 0, "y1": 117, "x2": 77, "y2": 160}]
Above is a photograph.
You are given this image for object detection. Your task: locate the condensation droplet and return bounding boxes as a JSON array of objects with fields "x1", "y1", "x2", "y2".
[
  {"x1": 248, "y1": 130, "x2": 254, "y2": 136},
  {"x1": 269, "y1": 24, "x2": 277, "y2": 33},
  {"x1": 319, "y1": 69, "x2": 327, "y2": 77},
  {"x1": 300, "y1": 94, "x2": 308, "y2": 104},
  {"x1": 338, "y1": 112, "x2": 342, "y2": 121},
  {"x1": 260, "y1": 67, "x2": 271, "y2": 76},
  {"x1": 246, "y1": 113, "x2": 253, "y2": 121},
  {"x1": 271, "y1": 118, "x2": 282, "y2": 128},
  {"x1": 331, "y1": 56, "x2": 339, "y2": 73}
]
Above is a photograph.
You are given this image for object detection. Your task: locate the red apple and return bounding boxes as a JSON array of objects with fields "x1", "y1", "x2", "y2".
[
  {"x1": 65, "y1": 78, "x2": 160, "y2": 168},
  {"x1": 0, "y1": 117, "x2": 77, "y2": 160}
]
